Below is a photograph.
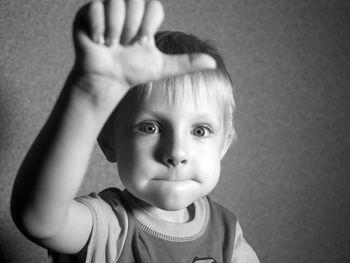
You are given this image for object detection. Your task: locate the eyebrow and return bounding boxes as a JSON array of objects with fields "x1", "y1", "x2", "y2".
[{"x1": 137, "y1": 110, "x2": 223, "y2": 125}]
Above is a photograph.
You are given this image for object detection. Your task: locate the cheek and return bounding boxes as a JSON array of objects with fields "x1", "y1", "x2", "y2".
[
  {"x1": 194, "y1": 143, "x2": 222, "y2": 181},
  {"x1": 198, "y1": 139, "x2": 223, "y2": 159},
  {"x1": 117, "y1": 137, "x2": 157, "y2": 177}
]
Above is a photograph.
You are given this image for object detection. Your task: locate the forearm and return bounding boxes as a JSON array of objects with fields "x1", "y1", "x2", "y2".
[{"x1": 11, "y1": 72, "x2": 123, "y2": 238}]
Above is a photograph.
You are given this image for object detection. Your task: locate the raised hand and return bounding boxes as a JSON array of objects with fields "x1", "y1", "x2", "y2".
[{"x1": 72, "y1": 0, "x2": 216, "y2": 105}]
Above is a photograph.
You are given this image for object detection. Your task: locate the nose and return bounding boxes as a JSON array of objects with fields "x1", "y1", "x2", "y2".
[
  {"x1": 161, "y1": 133, "x2": 188, "y2": 167},
  {"x1": 165, "y1": 156, "x2": 187, "y2": 166}
]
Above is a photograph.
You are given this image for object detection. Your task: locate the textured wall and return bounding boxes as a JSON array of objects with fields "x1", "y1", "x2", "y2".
[{"x1": 1, "y1": 0, "x2": 349, "y2": 262}]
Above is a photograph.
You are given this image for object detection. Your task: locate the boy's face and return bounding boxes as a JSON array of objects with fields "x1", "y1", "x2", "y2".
[{"x1": 112, "y1": 87, "x2": 229, "y2": 212}]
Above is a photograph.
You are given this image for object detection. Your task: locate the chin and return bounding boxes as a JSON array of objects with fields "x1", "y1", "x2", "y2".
[
  {"x1": 154, "y1": 198, "x2": 192, "y2": 211},
  {"x1": 147, "y1": 188, "x2": 202, "y2": 211}
]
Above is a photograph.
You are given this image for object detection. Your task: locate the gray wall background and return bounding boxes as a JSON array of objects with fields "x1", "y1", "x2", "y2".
[{"x1": 1, "y1": 0, "x2": 349, "y2": 262}]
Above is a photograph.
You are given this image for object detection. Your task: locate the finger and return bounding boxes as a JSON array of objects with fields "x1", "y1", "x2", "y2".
[
  {"x1": 137, "y1": 0, "x2": 164, "y2": 44},
  {"x1": 121, "y1": 0, "x2": 145, "y2": 45},
  {"x1": 161, "y1": 53, "x2": 217, "y2": 79},
  {"x1": 104, "y1": 0, "x2": 126, "y2": 46},
  {"x1": 88, "y1": 1, "x2": 106, "y2": 44},
  {"x1": 73, "y1": 3, "x2": 90, "y2": 49},
  {"x1": 73, "y1": 1, "x2": 105, "y2": 51}
]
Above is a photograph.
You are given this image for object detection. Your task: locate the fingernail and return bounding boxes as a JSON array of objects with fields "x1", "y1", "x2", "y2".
[
  {"x1": 94, "y1": 35, "x2": 105, "y2": 45},
  {"x1": 208, "y1": 57, "x2": 217, "y2": 69},
  {"x1": 138, "y1": 35, "x2": 154, "y2": 45},
  {"x1": 204, "y1": 55, "x2": 217, "y2": 69},
  {"x1": 106, "y1": 37, "x2": 118, "y2": 46},
  {"x1": 138, "y1": 35, "x2": 148, "y2": 44}
]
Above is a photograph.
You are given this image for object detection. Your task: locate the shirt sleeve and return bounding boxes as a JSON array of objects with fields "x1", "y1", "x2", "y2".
[
  {"x1": 48, "y1": 191, "x2": 128, "y2": 263},
  {"x1": 77, "y1": 192, "x2": 128, "y2": 263},
  {"x1": 231, "y1": 221, "x2": 260, "y2": 263}
]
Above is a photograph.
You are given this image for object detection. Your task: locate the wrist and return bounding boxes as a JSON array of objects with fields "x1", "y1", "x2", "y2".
[{"x1": 66, "y1": 69, "x2": 129, "y2": 117}]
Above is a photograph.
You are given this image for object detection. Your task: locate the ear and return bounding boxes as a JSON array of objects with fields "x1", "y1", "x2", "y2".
[
  {"x1": 98, "y1": 140, "x2": 117, "y2": 162},
  {"x1": 97, "y1": 117, "x2": 117, "y2": 163},
  {"x1": 220, "y1": 130, "x2": 237, "y2": 159}
]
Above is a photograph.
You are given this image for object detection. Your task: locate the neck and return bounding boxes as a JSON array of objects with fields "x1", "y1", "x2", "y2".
[{"x1": 126, "y1": 191, "x2": 193, "y2": 223}]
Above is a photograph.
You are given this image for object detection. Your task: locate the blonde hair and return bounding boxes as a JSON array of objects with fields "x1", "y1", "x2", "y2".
[{"x1": 135, "y1": 31, "x2": 235, "y2": 138}]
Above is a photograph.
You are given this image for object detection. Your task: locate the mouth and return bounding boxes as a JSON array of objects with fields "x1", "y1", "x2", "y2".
[
  {"x1": 153, "y1": 170, "x2": 194, "y2": 182},
  {"x1": 153, "y1": 178, "x2": 189, "y2": 182},
  {"x1": 151, "y1": 178, "x2": 198, "y2": 189}
]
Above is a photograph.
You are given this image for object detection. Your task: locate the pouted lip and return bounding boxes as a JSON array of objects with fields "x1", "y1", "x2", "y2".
[
  {"x1": 152, "y1": 170, "x2": 197, "y2": 182},
  {"x1": 153, "y1": 178, "x2": 192, "y2": 182}
]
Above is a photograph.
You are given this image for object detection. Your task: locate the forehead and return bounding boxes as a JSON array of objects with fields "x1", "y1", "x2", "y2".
[
  {"x1": 113, "y1": 72, "x2": 234, "y2": 127},
  {"x1": 139, "y1": 88, "x2": 221, "y2": 117},
  {"x1": 136, "y1": 72, "x2": 227, "y2": 109},
  {"x1": 117, "y1": 86, "x2": 222, "y2": 122}
]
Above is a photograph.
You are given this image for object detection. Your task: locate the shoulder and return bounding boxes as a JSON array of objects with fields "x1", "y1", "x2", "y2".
[
  {"x1": 205, "y1": 197, "x2": 260, "y2": 262},
  {"x1": 232, "y1": 221, "x2": 260, "y2": 262},
  {"x1": 76, "y1": 187, "x2": 126, "y2": 215},
  {"x1": 98, "y1": 187, "x2": 126, "y2": 208},
  {"x1": 74, "y1": 188, "x2": 128, "y2": 262},
  {"x1": 206, "y1": 196, "x2": 238, "y2": 226},
  {"x1": 75, "y1": 187, "x2": 128, "y2": 239}
]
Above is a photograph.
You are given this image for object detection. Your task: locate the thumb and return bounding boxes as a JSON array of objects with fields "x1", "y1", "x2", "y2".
[
  {"x1": 73, "y1": 2, "x2": 104, "y2": 52},
  {"x1": 161, "y1": 53, "x2": 217, "y2": 79}
]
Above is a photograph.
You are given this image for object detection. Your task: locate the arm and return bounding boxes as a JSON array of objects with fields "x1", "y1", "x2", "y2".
[
  {"x1": 11, "y1": 74, "x2": 116, "y2": 253},
  {"x1": 232, "y1": 221, "x2": 260, "y2": 263},
  {"x1": 11, "y1": 0, "x2": 216, "y2": 254}
]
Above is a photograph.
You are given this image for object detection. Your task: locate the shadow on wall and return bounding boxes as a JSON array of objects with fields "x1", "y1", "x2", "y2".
[
  {"x1": 0, "y1": 70, "x2": 46, "y2": 263},
  {"x1": 0, "y1": 244, "x2": 8, "y2": 263},
  {"x1": 0, "y1": 70, "x2": 16, "y2": 263},
  {"x1": 0, "y1": 227, "x2": 47, "y2": 263},
  {"x1": 0, "y1": 70, "x2": 19, "y2": 262},
  {"x1": 0, "y1": 232, "x2": 20, "y2": 263}
]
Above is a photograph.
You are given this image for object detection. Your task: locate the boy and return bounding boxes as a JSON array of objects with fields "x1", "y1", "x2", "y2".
[{"x1": 11, "y1": 0, "x2": 259, "y2": 262}]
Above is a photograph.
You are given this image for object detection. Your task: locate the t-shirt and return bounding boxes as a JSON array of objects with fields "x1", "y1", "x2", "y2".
[{"x1": 49, "y1": 188, "x2": 259, "y2": 263}]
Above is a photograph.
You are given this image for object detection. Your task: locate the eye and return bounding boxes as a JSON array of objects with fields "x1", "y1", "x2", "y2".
[
  {"x1": 136, "y1": 121, "x2": 161, "y2": 135},
  {"x1": 192, "y1": 125, "x2": 212, "y2": 138}
]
